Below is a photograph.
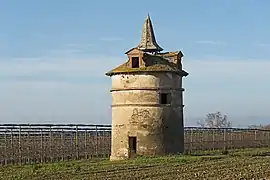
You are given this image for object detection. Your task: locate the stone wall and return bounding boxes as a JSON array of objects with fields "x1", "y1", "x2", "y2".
[{"x1": 110, "y1": 72, "x2": 185, "y2": 160}]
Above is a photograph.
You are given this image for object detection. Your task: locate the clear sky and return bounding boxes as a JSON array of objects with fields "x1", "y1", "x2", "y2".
[{"x1": 0, "y1": 0, "x2": 270, "y2": 127}]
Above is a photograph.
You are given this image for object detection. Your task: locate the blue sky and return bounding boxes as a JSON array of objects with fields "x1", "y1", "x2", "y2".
[{"x1": 0, "y1": 0, "x2": 270, "y2": 127}]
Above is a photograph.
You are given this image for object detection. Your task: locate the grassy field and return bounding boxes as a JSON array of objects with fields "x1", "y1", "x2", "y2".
[{"x1": 1, "y1": 148, "x2": 270, "y2": 180}]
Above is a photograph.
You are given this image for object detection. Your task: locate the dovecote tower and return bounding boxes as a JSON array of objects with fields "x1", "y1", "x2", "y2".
[{"x1": 106, "y1": 15, "x2": 189, "y2": 161}]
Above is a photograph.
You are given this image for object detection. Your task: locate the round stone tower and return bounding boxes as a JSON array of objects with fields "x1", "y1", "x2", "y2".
[{"x1": 106, "y1": 15, "x2": 188, "y2": 161}]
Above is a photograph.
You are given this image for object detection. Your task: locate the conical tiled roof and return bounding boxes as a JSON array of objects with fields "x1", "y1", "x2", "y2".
[{"x1": 137, "y1": 15, "x2": 163, "y2": 53}]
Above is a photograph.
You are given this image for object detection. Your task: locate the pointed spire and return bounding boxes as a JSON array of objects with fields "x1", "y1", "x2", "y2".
[{"x1": 137, "y1": 15, "x2": 163, "y2": 53}]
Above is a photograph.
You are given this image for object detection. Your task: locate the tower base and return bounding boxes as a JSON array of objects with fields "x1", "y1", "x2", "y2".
[{"x1": 109, "y1": 155, "x2": 128, "y2": 161}]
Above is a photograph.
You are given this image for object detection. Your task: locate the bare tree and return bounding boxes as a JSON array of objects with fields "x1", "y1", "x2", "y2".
[{"x1": 197, "y1": 111, "x2": 231, "y2": 128}]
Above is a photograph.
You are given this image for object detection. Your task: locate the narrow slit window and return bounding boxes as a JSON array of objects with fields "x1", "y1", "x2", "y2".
[{"x1": 131, "y1": 57, "x2": 139, "y2": 68}]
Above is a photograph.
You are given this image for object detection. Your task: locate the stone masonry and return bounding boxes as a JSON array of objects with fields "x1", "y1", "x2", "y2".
[{"x1": 106, "y1": 15, "x2": 188, "y2": 160}]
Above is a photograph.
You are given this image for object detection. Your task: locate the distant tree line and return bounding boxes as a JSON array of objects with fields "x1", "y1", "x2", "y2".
[{"x1": 248, "y1": 124, "x2": 270, "y2": 130}]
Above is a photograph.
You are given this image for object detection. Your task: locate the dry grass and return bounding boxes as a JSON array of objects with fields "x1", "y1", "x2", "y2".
[{"x1": 1, "y1": 148, "x2": 270, "y2": 180}]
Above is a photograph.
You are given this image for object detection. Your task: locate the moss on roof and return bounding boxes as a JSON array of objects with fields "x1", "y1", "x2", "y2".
[
  {"x1": 105, "y1": 52, "x2": 188, "y2": 77},
  {"x1": 158, "y1": 51, "x2": 182, "y2": 57}
]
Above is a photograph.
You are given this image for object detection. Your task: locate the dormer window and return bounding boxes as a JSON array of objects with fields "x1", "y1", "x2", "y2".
[{"x1": 131, "y1": 57, "x2": 139, "y2": 68}]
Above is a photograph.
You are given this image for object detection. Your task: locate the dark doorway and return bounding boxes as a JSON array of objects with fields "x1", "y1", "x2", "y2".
[
  {"x1": 131, "y1": 57, "x2": 139, "y2": 68},
  {"x1": 128, "y1": 136, "x2": 137, "y2": 155}
]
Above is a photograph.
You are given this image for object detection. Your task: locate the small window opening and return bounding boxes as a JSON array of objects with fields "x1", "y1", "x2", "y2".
[
  {"x1": 128, "y1": 136, "x2": 137, "y2": 153},
  {"x1": 160, "y1": 93, "x2": 170, "y2": 104},
  {"x1": 131, "y1": 57, "x2": 139, "y2": 68}
]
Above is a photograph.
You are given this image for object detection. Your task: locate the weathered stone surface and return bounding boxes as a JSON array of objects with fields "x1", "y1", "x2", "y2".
[
  {"x1": 110, "y1": 73, "x2": 185, "y2": 160},
  {"x1": 107, "y1": 16, "x2": 188, "y2": 161},
  {"x1": 111, "y1": 73, "x2": 182, "y2": 89}
]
